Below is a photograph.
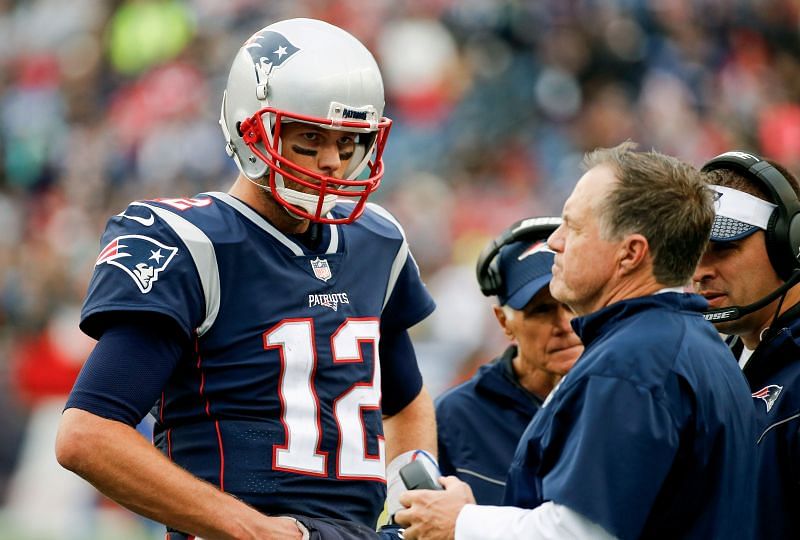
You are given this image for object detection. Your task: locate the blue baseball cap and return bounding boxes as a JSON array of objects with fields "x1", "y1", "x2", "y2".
[
  {"x1": 709, "y1": 185, "x2": 776, "y2": 242},
  {"x1": 496, "y1": 239, "x2": 555, "y2": 309}
]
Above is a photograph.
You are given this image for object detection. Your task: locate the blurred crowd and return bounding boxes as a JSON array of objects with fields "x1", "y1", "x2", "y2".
[{"x1": 1, "y1": 0, "x2": 799, "y2": 537}]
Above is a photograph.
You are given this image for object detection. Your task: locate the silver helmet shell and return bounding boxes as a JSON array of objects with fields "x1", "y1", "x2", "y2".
[{"x1": 219, "y1": 18, "x2": 392, "y2": 223}]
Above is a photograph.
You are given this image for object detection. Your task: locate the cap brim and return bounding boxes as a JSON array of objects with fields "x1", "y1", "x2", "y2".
[
  {"x1": 504, "y1": 273, "x2": 552, "y2": 310},
  {"x1": 709, "y1": 215, "x2": 760, "y2": 242}
]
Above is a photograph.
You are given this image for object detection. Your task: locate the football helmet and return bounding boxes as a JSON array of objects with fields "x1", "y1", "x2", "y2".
[{"x1": 220, "y1": 18, "x2": 392, "y2": 224}]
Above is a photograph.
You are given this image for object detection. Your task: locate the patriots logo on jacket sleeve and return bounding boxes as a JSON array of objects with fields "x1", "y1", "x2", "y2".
[
  {"x1": 95, "y1": 235, "x2": 178, "y2": 293},
  {"x1": 752, "y1": 384, "x2": 783, "y2": 413}
]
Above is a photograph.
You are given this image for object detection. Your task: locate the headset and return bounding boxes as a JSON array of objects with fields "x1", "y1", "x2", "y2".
[
  {"x1": 476, "y1": 216, "x2": 562, "y2": 297},
  {"x1": 701, "y1": 151, "x2": 800, "y2": 323},
  {"x1": 701, "y1": 150, "x2": 800, "y2": 281}
]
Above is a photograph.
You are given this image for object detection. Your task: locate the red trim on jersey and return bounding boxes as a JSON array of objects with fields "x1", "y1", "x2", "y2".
[
  {"x1": 215, "y1": 419, "x2": 225, "y2": 492},
  {"x1": 331, "y1": 317, "x2": 385, "y2": 482},
  {"x1": 167, "y1": 428, "x2": 173, "y2": 460},
  {"x1": 194, "y1": 335, "x2": 224, "y2": 489}
]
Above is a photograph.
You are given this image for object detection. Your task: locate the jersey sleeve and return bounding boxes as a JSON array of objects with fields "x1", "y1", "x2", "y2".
[
  {"x1": 377, "y1": 243, "x2": 433, "y2": 413},
  {"x1": 381, "y1": 251, "x2": 435, "y2": 331},
  {"x1": 348, "y1": 203, "x2": 435, "y2": 414},
  {"x1": 360, "y1": 202, "x2": 435, "y2": 331},
  {"x1": 65, "y1": 318, "x2": 187, "y2": 425},
  {"x1": 80, "y1": 202, "x2": 206, "y2": 341},
  {"x1": 520, "y1": 375, "x2": 679, "y2": 539},
  {"x1": 379, "y1": 327, "x2": 423, "y2": 415}
]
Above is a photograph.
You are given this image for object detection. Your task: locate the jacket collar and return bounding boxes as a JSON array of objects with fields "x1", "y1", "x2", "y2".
[
  {"x1": 474, "y1": 345, "x2": 542, "y2": 411},
  {"x1": 571, "y1": 292, "x2": 708, "y2": 346},
  {"x1": 743, "y1": 304, "x2": 800, "y2": 383}
]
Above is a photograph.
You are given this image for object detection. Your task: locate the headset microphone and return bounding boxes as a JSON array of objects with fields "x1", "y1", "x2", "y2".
[{"x1": 702, "y1": 270, "x2": 800, "y2": 322}]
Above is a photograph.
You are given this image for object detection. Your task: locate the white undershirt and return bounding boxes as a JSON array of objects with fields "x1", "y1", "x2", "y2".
[
  {"x1": 456, "y1": 502, "x2": 618, "y2": 540},
  {"x1": 738, "y1": 345, "x2": 755, "y2": 370}
]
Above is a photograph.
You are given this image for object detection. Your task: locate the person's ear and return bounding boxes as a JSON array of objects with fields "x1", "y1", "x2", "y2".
[
  {"x1": 493, "y1": 305, "x2": 514, "y2": 340},
  {"x1": 619, "y1": 233, "x2": 649, "y2": 276}
]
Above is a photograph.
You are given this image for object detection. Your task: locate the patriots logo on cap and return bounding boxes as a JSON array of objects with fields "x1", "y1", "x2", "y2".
[
  {"x1": 96, "y1": 235, "x2": 178, "y2": 294},
  {"x1": 752, "y1": 384, "x2": 783, "y2": 413},
  {"x1": 244, "y1": 30, "x2": 300, "y2": 75},
  {"x1": 712, "y1": 189, "x2": 723, "y2": 210},
  {"x1": 518, "y1": 240, "x2": 555, "y2": 261},
  {"x1": 720, "y1": 151, "x2": 759, "y2": 163}
]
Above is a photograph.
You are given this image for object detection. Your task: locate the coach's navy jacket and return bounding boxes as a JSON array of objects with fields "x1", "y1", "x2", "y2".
[
  {"x1": 740, "y1": 304, "x2": 800, "y2": 539},
  {"x1": 504, "y1": 293, "x2": 758, "y2": 540},
  {"x1": 435, "y1": 346, "x2": 541, "y2": 504}
]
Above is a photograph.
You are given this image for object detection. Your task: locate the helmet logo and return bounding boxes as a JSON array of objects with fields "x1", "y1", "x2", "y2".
[
  {"x1": 310, "y1": 257, "x2": 333, "y2": 282},
  {"x1": 243, "y1": 30, "x2": 300, "y2": 77}
]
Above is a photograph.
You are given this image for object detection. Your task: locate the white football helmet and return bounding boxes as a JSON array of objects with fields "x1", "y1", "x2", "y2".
[{"x1": 220, "y1": 18, "x2": 392, "y2": 224}]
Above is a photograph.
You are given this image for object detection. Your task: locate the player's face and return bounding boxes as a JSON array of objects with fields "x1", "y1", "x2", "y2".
[
  {"x1": 548, "y1": 165, "x2": 620, "y2": 316},
  {"x1": 511, "y1": 287, "x2": 583, "y2": 375},
  {"x1": 692, "y1": 231, "x2": 783, "y2": 338},
  {"x1": 279, "y1": 122, "x2": 358, "y2": 189}
]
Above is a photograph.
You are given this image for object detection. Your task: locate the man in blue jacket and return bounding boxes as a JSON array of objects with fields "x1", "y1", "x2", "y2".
[
  {"x1": 396, "y1": 141, "x2": 758, "y2": 540},
  {"x1": 693, "y1": 150, "x2": 800, "y2": 539},
  {"x1": 435, "y1": 218, "x2": 582, "y2": 504}
]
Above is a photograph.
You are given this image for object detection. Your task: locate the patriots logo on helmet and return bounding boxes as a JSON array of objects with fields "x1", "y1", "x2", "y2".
[
  {"x1": 752, "y1": 384, "x2": 783, "y2": 413},
  {"x1": 96, "y1": 235, "x2": 178, "y2": 294},
  {"x1": 243, "y1": 30, "x2": 300, "y2": 74}
]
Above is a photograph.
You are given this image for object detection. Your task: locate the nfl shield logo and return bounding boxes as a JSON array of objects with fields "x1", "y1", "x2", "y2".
[{"x1": 310, "y1": 257, "x2": 332, "y2": 282}]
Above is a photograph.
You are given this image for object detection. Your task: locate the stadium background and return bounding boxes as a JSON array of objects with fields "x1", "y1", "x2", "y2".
[{"x1": 0, "y1": 0, "x2": 798, "y2": 538}]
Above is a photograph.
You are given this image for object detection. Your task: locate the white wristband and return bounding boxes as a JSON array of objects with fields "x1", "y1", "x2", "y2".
[{"x1": 386, "y1": 449, "x2": 439, "y2": 519}]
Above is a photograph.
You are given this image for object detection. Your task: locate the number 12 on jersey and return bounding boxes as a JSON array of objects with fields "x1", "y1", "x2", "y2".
[{"x1": 265, "y1": 318, "x2": 385, "y2": 481}]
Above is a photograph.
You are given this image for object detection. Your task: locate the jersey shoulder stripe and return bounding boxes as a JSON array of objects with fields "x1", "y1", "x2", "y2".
[{"x1": 134, "y1": 201, "x2": 221, "y2": 336}]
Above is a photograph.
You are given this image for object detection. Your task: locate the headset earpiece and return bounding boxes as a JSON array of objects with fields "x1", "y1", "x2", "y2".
[
  {"x1": 476, "y1": 216, "x2": 562, "y2": 297},
  {"x1": 702, "y1": 151, "x2": 800, "y2": 281},
  {"x1": 788, "y1": 212, "x2": 800, "y2": 271}
]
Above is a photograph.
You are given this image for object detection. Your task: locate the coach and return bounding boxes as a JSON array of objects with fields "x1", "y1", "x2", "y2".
[
  {"x1": 396, "y1": 142, "x2": 758, "y2": 540},
  {"x1": 435, "y1": 217, "x2": 582, "y2": 505},
  {"x1": 693, "y1": 151, "x2": 800, "y2": 539}
]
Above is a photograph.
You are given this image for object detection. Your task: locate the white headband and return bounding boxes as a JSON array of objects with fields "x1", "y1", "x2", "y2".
[{"x1": 711, "y1": 184, "x2": 776, "y2": 230}]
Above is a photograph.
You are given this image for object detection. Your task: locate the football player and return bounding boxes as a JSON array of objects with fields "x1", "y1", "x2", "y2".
[{"x1": 56, "y1": 18, "x2": 436, "y2": 540}]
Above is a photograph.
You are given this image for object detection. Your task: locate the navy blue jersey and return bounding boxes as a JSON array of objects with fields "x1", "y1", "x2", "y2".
[
  {"x1": 504, "y1": 293, "x2": 757, "y2": 540},
  {"x1": 739, "y1": 307, "x2": 800, "y2": 538},
  {"x1": 71, "y1": 193, "x2": 435, "y2": 527},
  {"x1": 435, "y1": 346, "x2": 541, "y2": 504}
]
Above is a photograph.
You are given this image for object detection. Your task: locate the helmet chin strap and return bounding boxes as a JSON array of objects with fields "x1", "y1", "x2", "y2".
[
  {"x1": 278, "y1": 183, "x2": 338, "y2": 218},
  {"x1": 244, "y1": 172, "x2": 338, "y2": 221},
  {"x1": 271, "y1": 171, "x2": 338, "y2": 219}
]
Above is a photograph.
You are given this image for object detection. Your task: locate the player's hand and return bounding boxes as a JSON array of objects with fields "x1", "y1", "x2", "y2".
[
  {"x1": 256, "y1": 516, "x2": 308, "y2": 539},
  {"x1": 393, "y1": 476, "x2": 475, "y2": 540}
]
